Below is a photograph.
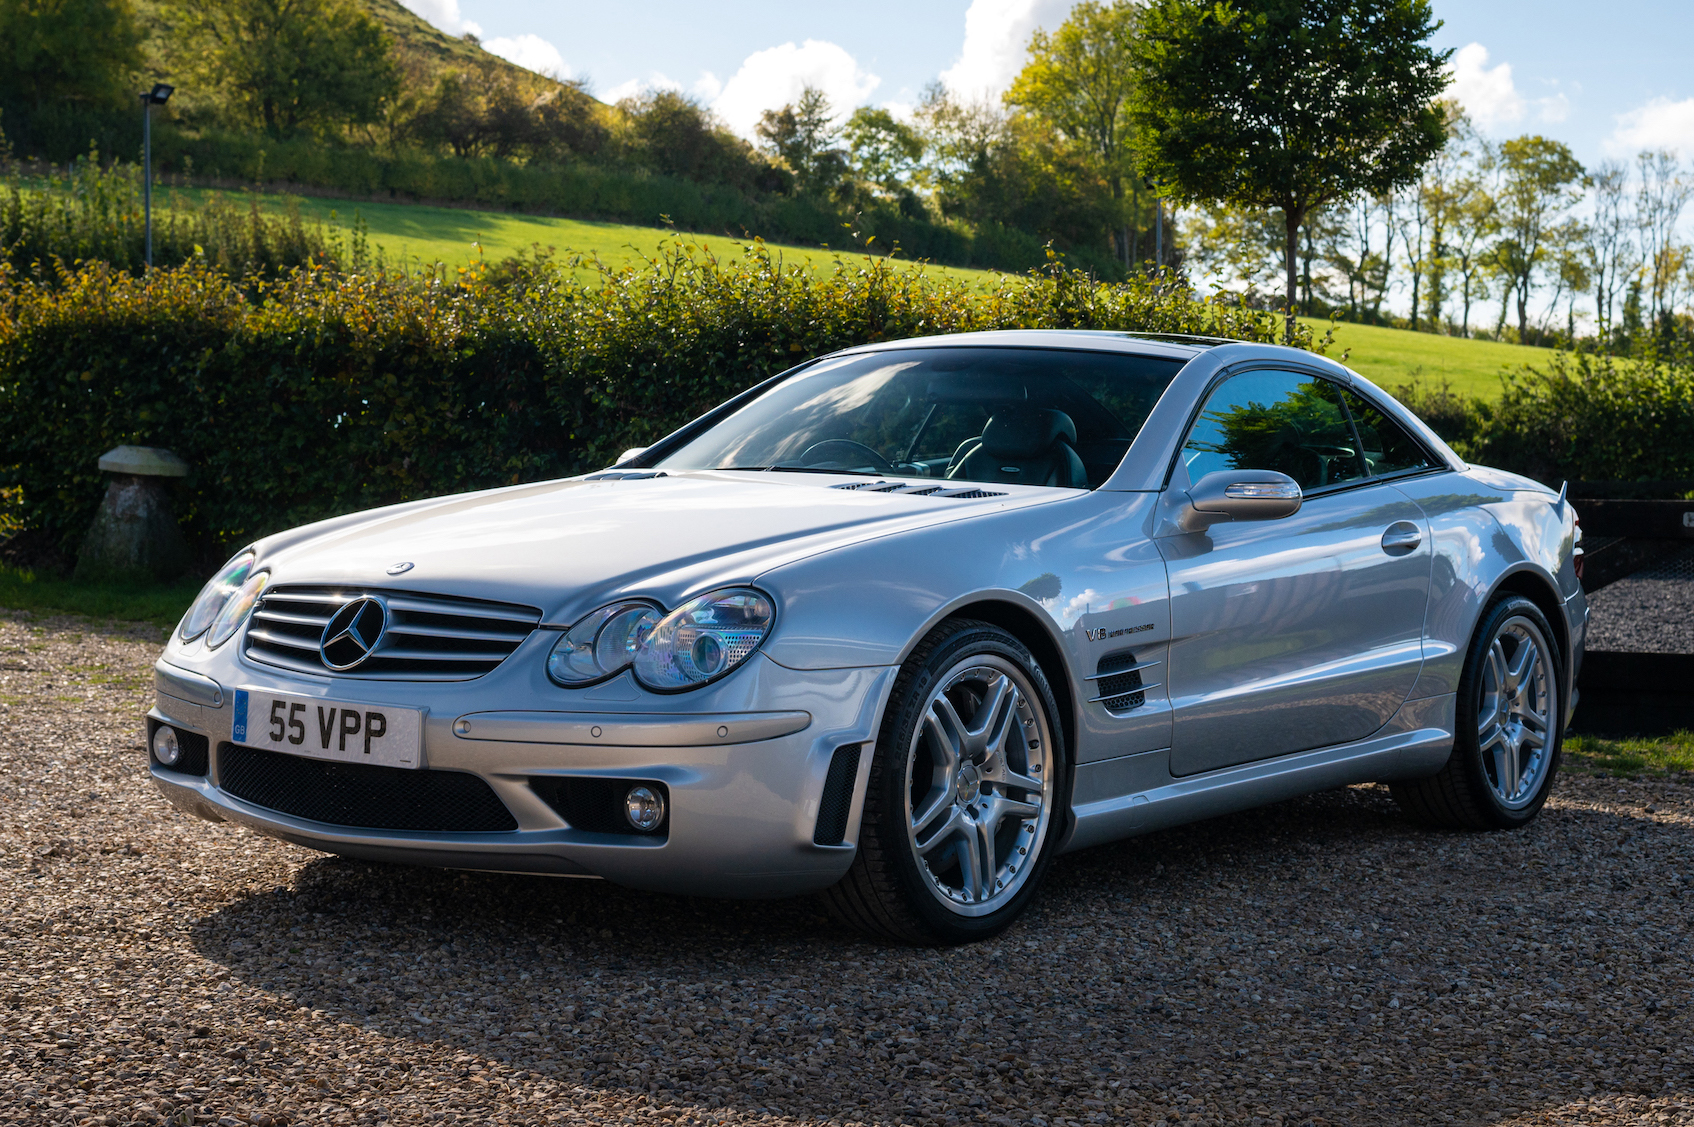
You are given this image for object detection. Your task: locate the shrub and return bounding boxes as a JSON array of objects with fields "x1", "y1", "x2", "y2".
[
  {"x1": 1396, "y1": 350, "x2": 1694, "y2": 491},
  {"x1": 1, "y1": 157, "x2": 342, "y2": 279},
  {"x1": 0, "y1": 242, "x2": 1306, "y2": 563},
  {"x1": 1469, "y1": 350, "x2": 1694, "y2": 487}
]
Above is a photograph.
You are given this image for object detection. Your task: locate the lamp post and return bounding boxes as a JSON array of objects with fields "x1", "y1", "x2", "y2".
[{"x1": 140, "y1": 83, "x2": 174, "y2": 268}]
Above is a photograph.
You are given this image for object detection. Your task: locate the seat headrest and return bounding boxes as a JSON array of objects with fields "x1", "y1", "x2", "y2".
[{"x1": 981, "y1": 408, "x2": 1078, "y2": 459}]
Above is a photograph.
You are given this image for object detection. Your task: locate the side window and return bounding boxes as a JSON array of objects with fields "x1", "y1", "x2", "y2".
[
  {"x1": 1180, "y1": 371, "x2": 1366, "y2": 491},
  {"x1": 1340, "y1": 388, "x2": 1438, "y2": 477}
]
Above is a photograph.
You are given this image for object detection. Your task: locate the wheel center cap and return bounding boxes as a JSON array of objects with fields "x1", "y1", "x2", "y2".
[{"x1": 957, "y1": 763, "x2": 982, "y2": 805}]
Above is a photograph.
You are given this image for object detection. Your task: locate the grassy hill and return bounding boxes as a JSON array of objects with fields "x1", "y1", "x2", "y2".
[
  {"x1": 1303, "y1": 317, "x2": 1553, "y2": 400},
  {"x1": 135, "y1": 0, "x2": 571, "y2": 111},
  {"x1": 161, "y1": 186, "x2": 1009, "y2": 287}
]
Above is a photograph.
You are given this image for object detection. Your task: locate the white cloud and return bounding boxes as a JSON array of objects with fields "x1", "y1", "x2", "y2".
[
  {"x1": 604, "y1": 73, "x2": 680, "y2": 104},
  {"x1": 1448, "y1": 43, "x2": 1570, "y2": 133},
  {"x1": 710, "y1": 40, "x2": 880, "y2": 138},
  {"x1": 482, "y1": 34, "x2": 569, "y2": 79},
  {"x1": 1607, "y1": 96, "x2": 1694, "y2": 157},
  {"x1": 397, "y1": 0, "x2": 481, "y2": 38},
  {"x1": 602, "y1": 72, "x2": 723, "y2": 106},
  {"x1": 1448, "y1": 43, "x2": 1524, "y2": 130},
  {"x1": 939, "y1": 0, "x2": 1071, "y2": 102}
]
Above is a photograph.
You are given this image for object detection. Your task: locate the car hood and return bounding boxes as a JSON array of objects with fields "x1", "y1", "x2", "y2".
[{"x1": 255, "y1": 471, "x2": 1068, "y2": 621}]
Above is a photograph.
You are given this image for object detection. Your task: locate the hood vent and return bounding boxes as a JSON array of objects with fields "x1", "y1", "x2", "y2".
[{"x1": 832, "y1": 481, "x2": 1006, "y2": 499}]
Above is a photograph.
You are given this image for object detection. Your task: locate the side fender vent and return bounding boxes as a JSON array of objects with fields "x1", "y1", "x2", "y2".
[
  {"x1": 1092, "y1": 651, "x2": 1163, "y2": 713},
  {"x1": 813, "y1": 744, "x2": 863, "y2": 845}
]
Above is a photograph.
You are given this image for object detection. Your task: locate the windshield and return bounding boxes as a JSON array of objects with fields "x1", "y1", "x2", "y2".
[{"x1": 656, "y1": 347, "x2": 1187, "y2": 489}]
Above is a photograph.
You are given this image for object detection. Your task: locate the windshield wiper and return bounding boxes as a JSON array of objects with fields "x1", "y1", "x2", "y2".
[{"x1": 711, "y1": 465, "x2": 887, "y2": 476}]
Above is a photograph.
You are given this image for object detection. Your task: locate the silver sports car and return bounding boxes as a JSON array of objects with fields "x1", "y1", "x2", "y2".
[{"x1": 148, "y1": 331, "x2": 1585, "y2": 943}]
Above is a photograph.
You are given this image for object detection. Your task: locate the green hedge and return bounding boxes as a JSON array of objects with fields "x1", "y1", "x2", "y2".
[
  {"x1": 0, "y1": 245, "x2": 1298, "y2": 560},
  {"x1": 1395, "y1": 349, "x2": 1694, "y2": 490}
]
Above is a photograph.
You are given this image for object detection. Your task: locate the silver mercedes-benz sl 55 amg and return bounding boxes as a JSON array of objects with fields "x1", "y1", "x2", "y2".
[{"x1": 147, "y1": 330, "x2": 1586, "y2": 943}]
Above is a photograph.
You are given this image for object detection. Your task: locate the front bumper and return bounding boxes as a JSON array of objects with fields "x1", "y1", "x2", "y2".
[{"x1": 149, "y1": 654, "x2": 894, "y2": 898}]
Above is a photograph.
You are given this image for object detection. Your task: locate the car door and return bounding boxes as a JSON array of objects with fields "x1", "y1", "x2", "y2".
[{"x1": 1158, "y1": 368, "x2": 1434, "y2": 776}]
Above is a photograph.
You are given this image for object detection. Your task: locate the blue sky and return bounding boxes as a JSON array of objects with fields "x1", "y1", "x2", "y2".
[{"x1": 405, "y1": 0, "x2": 1694, "y2": 165}]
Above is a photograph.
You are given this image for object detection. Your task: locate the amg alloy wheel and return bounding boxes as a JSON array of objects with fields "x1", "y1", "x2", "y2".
[
  {"x1": 825, "y1": 620, "x2": 1066, "y2": 943},
  {"x1": 1391, "y1": 595, "x2": 1563, "y2": 829}
]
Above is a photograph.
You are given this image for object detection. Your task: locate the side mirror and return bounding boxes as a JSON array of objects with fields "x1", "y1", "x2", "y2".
[
  {"x1": 1177, "y1": 470, "x2": 1303, "y2": 532},
  {"x1": 616, "y1": 447, "x2": 649, "y2": 465}
]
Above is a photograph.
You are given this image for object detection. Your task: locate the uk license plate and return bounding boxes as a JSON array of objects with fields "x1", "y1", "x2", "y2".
[{"x1": 232, "y1": 688, "x2": 424, "y2": 769}]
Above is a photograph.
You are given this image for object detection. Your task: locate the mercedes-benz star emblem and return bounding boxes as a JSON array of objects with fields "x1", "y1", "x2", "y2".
[
  {"x1": 386, "y1": 562, "x2": 414, "y2": 575},
  {"x1": 320, "y1": 596, "x2": 387, "y2": 671}
]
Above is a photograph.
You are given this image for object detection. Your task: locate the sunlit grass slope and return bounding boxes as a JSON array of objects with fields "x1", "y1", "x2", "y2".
[
  {"x1": 1302, "y1": 317, "x2": 1553, "y2": 400},
  {"x1": 161, "y1": 187, "x2": 1009, "y2": 287}
]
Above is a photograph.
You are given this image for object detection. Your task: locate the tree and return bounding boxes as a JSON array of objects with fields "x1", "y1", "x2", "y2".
[
  {"x1": 1584, "y1": 161, "x2": 1637, "y2": 345},
  {"x1": 616, "y1": 90, "x2": 774, "y2": 191},
  {"x1": 1636, "y1": 150, "x2": 1693, "y2": 327},
  {"x1": 756, "y1": 86, "x2": 849, "y2": 197},
  {"x1": 1492, "y1": 135, "x2": 1583, "y2": 341},
  {"x1": 1129, "y1": 0, "x2": 1450, "y2": 339},
  {"x1": 1005, "y1": 1, "x2": 1140, "y2": 264},
  {"x1": 1415, "y1": 102, "x2": 1477, "y2": 333},
  {"x1": 168, "y1": 0, "x2": 399, "y2": 139},
  {"x1": 843, "y1": 107, "x2": 924, "y2": 209},
  {"x1": 0, "y1": 0, "x2": 140, "y2": 110}
]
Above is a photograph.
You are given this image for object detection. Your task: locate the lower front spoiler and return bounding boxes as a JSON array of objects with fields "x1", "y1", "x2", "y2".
[{"x1": 150, "y1": 768, "x2": 857, "y2": 898}]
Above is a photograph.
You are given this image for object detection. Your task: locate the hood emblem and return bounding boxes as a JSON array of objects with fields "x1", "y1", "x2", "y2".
[
  {"x1": 321, "y1": 596, "x2": 388, "y2": 671},
  {"x1": 386, "y1": 561, "x2": 414, "y2": 575}
]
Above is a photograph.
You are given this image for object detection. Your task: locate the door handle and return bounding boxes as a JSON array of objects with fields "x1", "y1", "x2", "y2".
[{"x1": 1381, "y1": 521, "x2": 1422, "y2": 555}]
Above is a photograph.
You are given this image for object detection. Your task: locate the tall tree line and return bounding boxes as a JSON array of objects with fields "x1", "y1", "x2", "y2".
[{"x1": 1184, "y1": 116, "x2": 1694, "y2": 347}]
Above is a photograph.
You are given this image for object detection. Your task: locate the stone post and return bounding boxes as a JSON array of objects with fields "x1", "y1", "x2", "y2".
[{"x1": 74, "y1": 446, "x2": 192, "y2": 583}]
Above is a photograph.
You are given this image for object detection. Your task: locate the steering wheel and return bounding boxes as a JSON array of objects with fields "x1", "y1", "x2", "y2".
[{"x1": 798, "y1": 439, "x2": 896, "y2": 474}]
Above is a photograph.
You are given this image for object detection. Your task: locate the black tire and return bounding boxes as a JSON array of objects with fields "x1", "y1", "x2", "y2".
[
  {"x1": 823, "y1": 619, "x2": 1069, "y2": 944},
  {"x1": 1391, "y1": 594, "x2": 1564, "y2": 830}
]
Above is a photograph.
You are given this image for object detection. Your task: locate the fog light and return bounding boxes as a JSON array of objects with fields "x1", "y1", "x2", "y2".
[
  {"x1": 624, "y1": 784, "x2": 666, "y2": 832},
  {"x1": 152, "y1": 725, "x2": 182, "y2": 767}
]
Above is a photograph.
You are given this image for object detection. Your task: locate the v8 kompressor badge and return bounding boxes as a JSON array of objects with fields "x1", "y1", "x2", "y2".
[{"x1": 1085, "y1": 622, "x2": 1155, "y2": 642}]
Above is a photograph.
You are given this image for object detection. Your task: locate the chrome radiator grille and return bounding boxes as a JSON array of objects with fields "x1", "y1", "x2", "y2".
[{"x1": 244, "y1": 586, "x2": 541, "y2": 680}]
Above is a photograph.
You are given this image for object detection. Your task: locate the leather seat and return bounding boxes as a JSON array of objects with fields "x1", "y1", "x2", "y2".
[{"x1": 948, "y1": 407, "x2": 1087, "y2": 488}]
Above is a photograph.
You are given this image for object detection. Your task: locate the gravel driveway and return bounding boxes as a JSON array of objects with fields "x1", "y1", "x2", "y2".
[
  {"x1": 3, "y1": 611, "x2": 1693, "y2": 1127},
  {"x1": 1586, "y1": 547, "x2": 1694, "y2": 654}
]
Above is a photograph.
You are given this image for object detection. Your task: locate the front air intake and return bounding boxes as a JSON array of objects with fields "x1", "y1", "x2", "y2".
[{"x1": 218, "y1": 744, "x2": 517, "y2": 832}]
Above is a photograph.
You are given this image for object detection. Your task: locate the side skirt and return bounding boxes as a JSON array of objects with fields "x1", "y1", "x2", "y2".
[{"x1": 1061, "y1": 694, "x2": 1456, "y2": 854}]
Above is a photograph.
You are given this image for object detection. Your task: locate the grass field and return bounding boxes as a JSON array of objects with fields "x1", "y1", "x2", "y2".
[
  {"x1": 1302, "y1": 317, "x2": 1554, "y2": 400},
  {"x1": 161, "y1": 186, "x2": 1008, "y2": 288},
  {"x1": 157, "y1": 188, "x2": 1558, "y2": 398}
]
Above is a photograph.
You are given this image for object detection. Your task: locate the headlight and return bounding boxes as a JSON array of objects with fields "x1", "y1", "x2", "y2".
[
  {"x1": 180, "y1": 551, "x2": 255, "y2": 641},
  {"x1": 206, "y1": 569, "x2": 270, "y2": 648},
  {"x1": 545, "y1": 601, "x2": 662, "y2": 686},
  {"x1": 546, "y1": 588, "x2": 775, "y2": 692},
  {"x1": 632, "y1": 588, "x2": 774, "y2": 691}
]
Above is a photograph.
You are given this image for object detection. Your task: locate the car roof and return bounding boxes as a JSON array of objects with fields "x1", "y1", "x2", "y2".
[{"x1": 833, "y1": 328, "x2": 1218, "y2": 362}]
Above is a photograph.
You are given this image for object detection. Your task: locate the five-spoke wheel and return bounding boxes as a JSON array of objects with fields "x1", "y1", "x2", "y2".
[
  {"x1": 1390, "y1": 594, "x2": 1564, "y2": 829},
  {"x1": 825, "y1": 620, "x2": 1065, "y2": 943},
  {"x1": 905, "y1": 657, "x2": 1054, "y2": 915}
]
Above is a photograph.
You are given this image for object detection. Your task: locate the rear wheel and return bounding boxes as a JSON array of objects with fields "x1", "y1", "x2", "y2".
[
  {"x1": 824, "y1": 620, "x2": 1067, "y2": 944},
  {"x1": 1391, "y1": 594, "x2": 1563, "y2": 829}
]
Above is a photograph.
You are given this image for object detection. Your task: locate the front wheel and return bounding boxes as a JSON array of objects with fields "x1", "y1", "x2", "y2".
[
  {"x1": 1391, "y1": 594, "x2": 1563, "y2": 829},
  {"x1": 823, "y1": 620, "x2": 1067, "y2": 944}
]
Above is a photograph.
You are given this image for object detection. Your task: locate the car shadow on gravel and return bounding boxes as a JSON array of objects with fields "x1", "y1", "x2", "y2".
[{"x1": 188, "y1": 780, "x2": 1694, "y2": 1126}]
